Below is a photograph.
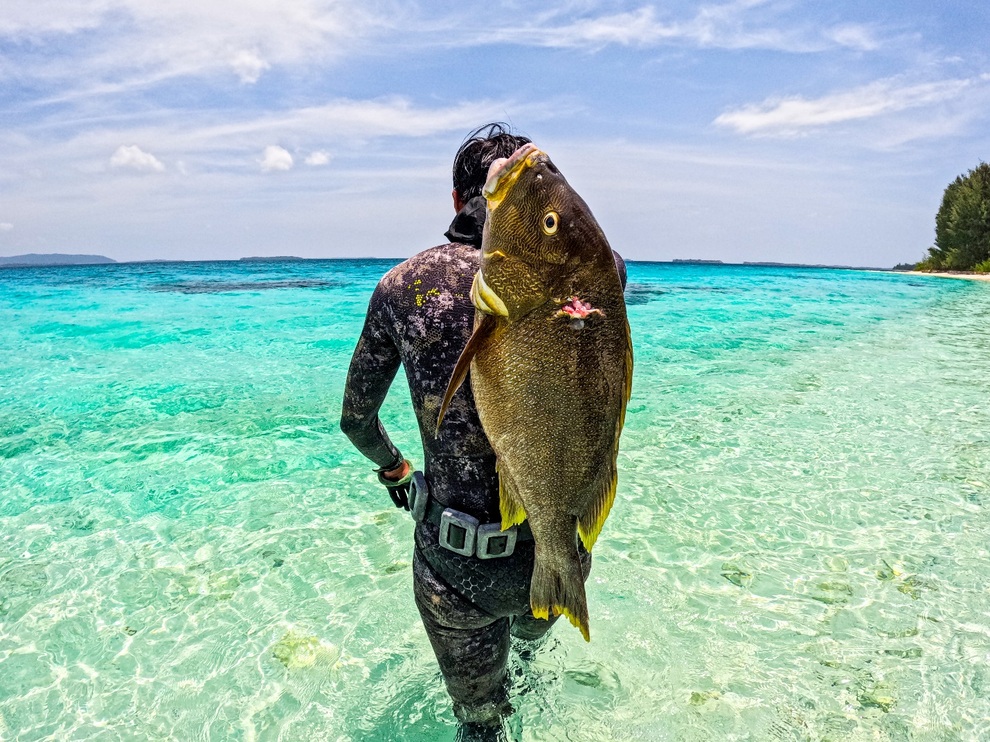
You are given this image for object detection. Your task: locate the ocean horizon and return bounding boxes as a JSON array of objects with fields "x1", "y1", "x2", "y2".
[
  {"x1": 0, "y1": 254, "x2": 902, "y2": 271},
  {"x1": 2, "y1": 259, "x2": 989, "y2": 740}
]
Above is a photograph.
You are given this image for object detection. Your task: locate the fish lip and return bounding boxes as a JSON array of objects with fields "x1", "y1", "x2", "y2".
[
  {"x1": 471, "y1": 270, "x2": 509, "y2": 317},
  {"x1": 482, "y1": 143, "x2": 542, "y2": 209}
]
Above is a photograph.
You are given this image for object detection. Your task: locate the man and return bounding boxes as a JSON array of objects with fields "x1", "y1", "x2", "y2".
[{"x1": 340, "y1": 123, "x2": 625, "y2": 739}]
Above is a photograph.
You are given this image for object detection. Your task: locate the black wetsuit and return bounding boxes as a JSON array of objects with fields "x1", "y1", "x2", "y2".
[{"x1": 340, "y1": 198, "x2": 625, "y2": 726}]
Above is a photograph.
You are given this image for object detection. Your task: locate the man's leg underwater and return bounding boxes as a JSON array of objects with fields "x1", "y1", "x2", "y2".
[
  {"x1": 413, "y1": 549, "x2": 513, "y2": 727},
  {"x1": 509, "y1": 611, "x2": 558, "y2": 641}
]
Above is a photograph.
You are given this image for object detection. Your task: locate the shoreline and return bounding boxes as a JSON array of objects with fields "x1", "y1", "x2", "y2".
[{"x1": 915, "y1": 271, "x2": 990, "y2": 283}]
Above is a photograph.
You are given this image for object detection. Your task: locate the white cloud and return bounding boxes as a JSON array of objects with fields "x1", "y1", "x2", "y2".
[
  {"x1": 230, "y1": 50, "x2": 270, "y2": 84},
  {"x1": 0, "y1": 222, "x2": 13, "y2": 231},
  {"x1": 474, "y1": 3, "x2": 881, "y2": 54},
  {"x1": 825, "y1": 24, "x2": 880, "y2": 52},
  {"x1": 167, "y1": 97, "x2": 551, "y2": 153},
  {"x1": 305, "y1": 151, "x2": 331, "y2": 166},
  {"x1": 0, "y1": 0, "x2": 391, "y2": 91},
  {"x1": 287, "y1": 97, "x2": 515, "y2": 139},
  {"x1": 260, "y1": 145, "x2": 293, "y2": 172},
  {"x1": 110, "y1": 144, "x2": 165, "y2": 172},
  {"x1": 542, "y1": 7, "x2": 677, "y2": 47},
  {"x1": 0, "y1": 1, "x2": 106, "y2": 35},
  {"x1": 714, "y1": 77, "x2": 978, "y2": 137},
  {"x1": 0, "y1": 96, "x2": 551, "y2": 187}
]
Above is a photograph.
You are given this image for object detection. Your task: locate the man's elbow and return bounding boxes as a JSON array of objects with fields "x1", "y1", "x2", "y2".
[{"x1": 339, "y1": 412, "x2": 363, "y2": 444}]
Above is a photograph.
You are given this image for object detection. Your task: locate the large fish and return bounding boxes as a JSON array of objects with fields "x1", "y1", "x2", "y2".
[{"x1": 438, "y1": 143, "x2": 632, "y2": 641}]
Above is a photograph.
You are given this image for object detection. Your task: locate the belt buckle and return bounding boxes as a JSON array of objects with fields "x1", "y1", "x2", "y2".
[
  {"x1": 477, "y1": 522, "x2": 517, "y2": 559},
  {"x1": 439, "y1": 509, "x2": 479, "y2": 557},
  {"x1": 408, "y1": 471, "x2": 429, "y2": 523}
]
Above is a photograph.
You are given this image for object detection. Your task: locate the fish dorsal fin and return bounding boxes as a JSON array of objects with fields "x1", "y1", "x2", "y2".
[
  {"x1": 577, "y1": 318, "x2": 633, "y2": 551},
  {"x1": 435, "y1": 313, "x2": 498, "y2": 435}
]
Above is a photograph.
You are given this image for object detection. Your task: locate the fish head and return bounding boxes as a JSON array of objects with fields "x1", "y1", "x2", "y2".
[{"x1": 472, "y1": 144, "x2": 609, "y2": 321}]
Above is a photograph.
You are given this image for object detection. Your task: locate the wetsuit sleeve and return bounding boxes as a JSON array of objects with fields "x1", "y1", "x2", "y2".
[
  {"x1": 340, "y1": 283, "x2": 404, "y2": 470},
  {"x1": 612, "y1": 250, "x2": 628, "y2": 290}
]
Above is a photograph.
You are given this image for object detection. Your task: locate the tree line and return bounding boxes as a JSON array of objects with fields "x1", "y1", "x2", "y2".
[{"x1": 917, "y1": 162, "x2": 990, "y2": 272}]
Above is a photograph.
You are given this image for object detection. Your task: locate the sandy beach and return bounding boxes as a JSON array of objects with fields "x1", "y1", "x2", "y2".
[{"x1": 915, "y1": 271, "x2": 990, "y2": 282}]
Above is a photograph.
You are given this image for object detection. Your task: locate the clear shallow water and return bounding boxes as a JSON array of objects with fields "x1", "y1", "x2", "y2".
[{"x1": 1, "y1": 260, "x2": 989, "y2": 741}]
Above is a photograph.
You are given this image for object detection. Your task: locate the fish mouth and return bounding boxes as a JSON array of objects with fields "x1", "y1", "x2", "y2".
[
  {"x1": 482, "y1": 143, "x2": 542, "y2": 211},
  {"x1": 470, "y1": 270, "x2": 509, "y2": 317}
]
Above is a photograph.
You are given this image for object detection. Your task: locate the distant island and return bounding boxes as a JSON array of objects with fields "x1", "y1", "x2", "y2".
[
  {"x1": 239, "y1": 256, "x2": 305, "y2": 262},
  {"x1": 661, "y1": 259, "x2": 892, "y2": 271},
  {"x1": 0, "y1": 253, "x2": 116, "y2": 267}
]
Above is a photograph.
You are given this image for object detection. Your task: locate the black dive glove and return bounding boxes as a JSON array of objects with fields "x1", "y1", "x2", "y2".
[{"x1": 376, "y1": 459, "x2": 414, "y2": 511}]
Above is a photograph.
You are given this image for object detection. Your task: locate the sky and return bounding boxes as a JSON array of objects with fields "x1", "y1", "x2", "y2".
[{"x1": 1, "y1": 1, "x2": 988, "y2": 267}]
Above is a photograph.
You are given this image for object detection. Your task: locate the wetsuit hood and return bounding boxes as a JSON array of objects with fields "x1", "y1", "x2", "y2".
[{"x1": 444, "y1": 195, "x2": 486, "y2": 248}]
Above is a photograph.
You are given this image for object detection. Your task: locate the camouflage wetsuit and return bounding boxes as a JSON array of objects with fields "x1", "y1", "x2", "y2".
[{"x1": 340, "y1": 198, "x2": 625, "y2": 725}]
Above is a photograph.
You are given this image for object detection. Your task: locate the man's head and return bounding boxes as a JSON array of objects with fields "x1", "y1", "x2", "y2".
[{"x1": 451, "y1": 123, "x2": 532, "y2": 210}]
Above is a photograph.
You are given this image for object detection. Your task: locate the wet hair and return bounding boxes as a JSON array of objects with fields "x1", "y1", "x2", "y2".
[{"x1": 452, "y1": 122, "x2": 532, "y2": 202}]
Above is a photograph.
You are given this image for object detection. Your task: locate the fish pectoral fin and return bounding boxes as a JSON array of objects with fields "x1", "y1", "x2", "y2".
[
  {"x1": 577, "y1": 473, "x2": 618, "y2": 553},
  {"x1": 498, "y1": 475, "x2": 527, "y2": 530},
  {"x1": 435, "y1": 313, "x2": 497, "y2": 435}
]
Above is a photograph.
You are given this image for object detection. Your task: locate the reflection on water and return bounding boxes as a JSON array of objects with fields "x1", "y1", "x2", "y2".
[{"x1": 0, "y1": 262, "x2": 988, "y2": 740}]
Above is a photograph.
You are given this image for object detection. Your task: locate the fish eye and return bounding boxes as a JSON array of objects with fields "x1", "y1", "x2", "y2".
[{"x1": 542, "y1": 211, "x2": 559, "y2": 235}]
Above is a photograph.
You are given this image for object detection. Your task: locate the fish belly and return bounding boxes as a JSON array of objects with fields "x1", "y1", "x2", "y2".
[
  {"x1": 470, "y1": 308, "x2": 628, "y2": 639},
  {"x1": 474, "y1": 315, "x2": 621, "y2": 514}
]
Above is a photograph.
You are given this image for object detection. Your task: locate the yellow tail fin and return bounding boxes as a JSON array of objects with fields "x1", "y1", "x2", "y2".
[{"x1": 529, "y1": 549, "x2": 590, "y2": 642}]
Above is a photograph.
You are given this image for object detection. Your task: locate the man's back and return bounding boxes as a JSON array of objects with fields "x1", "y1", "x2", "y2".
[{"x1": 340, "y1": 241, "x2": 500, "y2": 520}]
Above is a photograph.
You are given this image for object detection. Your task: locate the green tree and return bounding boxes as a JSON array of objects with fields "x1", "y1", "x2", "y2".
[
  {"x1": 928, "y1": 175, "x2": 964, "y2": 267},
  {"x1": 920, "y1": 162, "x2": 990, "y2": 271}
]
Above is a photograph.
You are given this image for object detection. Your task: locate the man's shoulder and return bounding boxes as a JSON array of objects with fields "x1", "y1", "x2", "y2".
[{"x1": 377, "y1": 243, "x2": 480, "y2": 296}]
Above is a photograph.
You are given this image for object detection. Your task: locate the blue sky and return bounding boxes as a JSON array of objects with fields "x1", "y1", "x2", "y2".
[{"x1": 1, "y1": 1, "x2": 988, "y2": 266}]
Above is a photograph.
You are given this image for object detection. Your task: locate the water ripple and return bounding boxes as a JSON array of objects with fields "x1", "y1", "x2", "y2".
[{"x1": 1, "y1": 262, "x2": 989, "y2": 739}]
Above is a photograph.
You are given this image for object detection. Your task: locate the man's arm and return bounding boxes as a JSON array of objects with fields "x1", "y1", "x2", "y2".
[{"x1": 340, "y1": 283, "x2": 405, "y2": 472}]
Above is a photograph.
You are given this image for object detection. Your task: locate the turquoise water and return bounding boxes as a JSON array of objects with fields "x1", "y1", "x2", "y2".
[{"x1": 1, "y1": 260, "x2": 989, "y2": 740}]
